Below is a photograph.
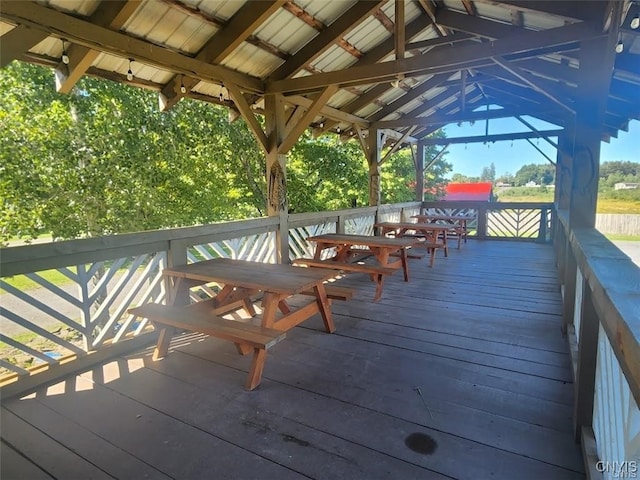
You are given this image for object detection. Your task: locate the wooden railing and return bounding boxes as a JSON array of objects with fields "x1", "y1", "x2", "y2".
[
  {"x1": 555, "y1": 210, "x2": 640, "y2": 479},
  {"x1": 422, "y1": 201, "x2": 552, "y2": 242},
  {"x1": 0, "y1": 203, "x2": 420, "y2": 394}
]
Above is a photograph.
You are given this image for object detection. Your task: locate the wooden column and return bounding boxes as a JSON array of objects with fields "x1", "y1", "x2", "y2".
[
  {"x1": 573, "y1": 283, "x2": 600, "y2": 442},
  {"x1": 264, "y1": 94, "x2": 289, "y2": 263},
  {"x1": 415, "y1": 141, "x2": 425, "y2": 202},
  {"x1": 367, "y1": 127, "x2": 382, "y2": 206}
]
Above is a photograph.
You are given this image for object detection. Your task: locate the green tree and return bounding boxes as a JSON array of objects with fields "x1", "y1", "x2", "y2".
[
  {"x1": 480, "y1": 162, "x2": 496, "y2": 183},
  {"x1": 513, "y1": 163, "x2": 555, "y2": 186}
]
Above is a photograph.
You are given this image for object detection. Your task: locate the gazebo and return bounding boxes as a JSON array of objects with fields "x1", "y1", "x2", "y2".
[{"x1": 1, "y1": 1, "x2": 639, "y2": 478}]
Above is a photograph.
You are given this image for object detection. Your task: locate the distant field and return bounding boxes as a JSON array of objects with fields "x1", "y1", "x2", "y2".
[{"x1": 497, "y1": 188, "x2": 640, "y2": 214}]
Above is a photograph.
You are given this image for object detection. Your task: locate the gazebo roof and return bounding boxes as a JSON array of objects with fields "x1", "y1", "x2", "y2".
[{"x1": 2, "y1": 0, "x2": 639, "y2": 148}]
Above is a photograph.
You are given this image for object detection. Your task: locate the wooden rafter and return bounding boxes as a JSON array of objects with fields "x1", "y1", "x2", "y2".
[
  {"x1": 492, "y1": 56, "x2": 575, "y2": 114},
  {"x1": 478, "y1": 0, "x2": 606, "y2": 22},
  {"x1": 1, "y1": 24, "x2": 49, "y2": 68},
  {"x1": 417, "y1": 0, "x2": 447, "y2": 36},
  {"x1": 55, "y1": 1, "x2": 141, "y2": 94},
  {"x1": 265, "y1": 21, "x2": 601, "y2": 94},
  {"x1": 160, "y1": 0, "x2": 285, "y2": 110},
  {"x1": 0, "y1": 1, "x2": 264, "y2": 94}
]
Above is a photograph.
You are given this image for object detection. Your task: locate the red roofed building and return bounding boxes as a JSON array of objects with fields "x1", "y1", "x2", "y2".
[{"x1": 441, "y1": 182, "x2": 494, "y2": 202}]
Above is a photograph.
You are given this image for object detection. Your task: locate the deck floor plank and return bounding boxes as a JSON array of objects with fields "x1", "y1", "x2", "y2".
[{"x1": 2, "y1": 240, "x2": 584, "y2": 479}]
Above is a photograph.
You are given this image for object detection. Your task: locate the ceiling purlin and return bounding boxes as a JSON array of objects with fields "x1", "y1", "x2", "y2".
[
  {"x1": 269, "y1": 0, "x2": 383, "y2": 81},
  {"x1": 0, "y1": 1, "x2": 264, "y2": 94},
  {"x1": 55, "y1": 1, "x2": 142, "y2": 94},
  {"x1": 265, "y1": 21, "x2": 602, "y2": 94},
  {"x1": 160, "y1": 0, "x2": 285, "y2": 111}
]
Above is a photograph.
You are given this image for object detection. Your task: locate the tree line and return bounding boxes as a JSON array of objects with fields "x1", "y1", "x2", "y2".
[
  {"x1": 0, "y1": 63, "x2": 451, "y2": 244},
  {"x1": 451, "y1": 160, "x2": 640, "y2": 189}
]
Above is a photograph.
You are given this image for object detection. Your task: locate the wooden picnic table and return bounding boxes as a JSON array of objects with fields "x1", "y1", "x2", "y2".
[
  {"x1": 411, "y1": 214, "x2": 475, "y2": 247},
  {"x1": 130, "y1": 258, "x2": 337, "y2": 390},
  {"x1": 375, "y1": 221, "x2": 454, "y2": 264},
  {"x1": 294, "y1": 233, "x2": 418, "y2": 301}
]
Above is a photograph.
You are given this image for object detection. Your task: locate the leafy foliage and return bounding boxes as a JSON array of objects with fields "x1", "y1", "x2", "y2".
[{"x1": 1, "y1": 63, "x2": 450, "y2": 243}]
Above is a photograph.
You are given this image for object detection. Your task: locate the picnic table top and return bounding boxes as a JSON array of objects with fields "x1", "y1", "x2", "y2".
[
  {"x1": 307, "y1": 233, "x2": 418, "y2": 248},
  {"x1": 374, "y1": 221, "x2": 456, "y2": 231},
  {"x1": 162, "y1": 257, "x2": 334, "y2": 295}
]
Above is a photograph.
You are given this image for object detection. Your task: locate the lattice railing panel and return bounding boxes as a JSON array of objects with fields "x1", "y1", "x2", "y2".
[
  {"x1": 423, "y1": 207, "x2": 478, "y2": 235},
  {"x1": 0, "y1": 252, "x2": 166, "y2": 376},
  {"x1": 593, "y1": 324, "x2": 640, "y2": 480},
  {"x1": 487, "y1": 208, "x2": 542, "y2": 239},
  {"x1": 288, "y1": 223, "x2": 336, "y2": 261},
  {"x1": 186, "y1": 232, "x2": 277, "y2": 302},
  {"x1": 345, "y1": 215, "x2": 375, "y2": 235}
]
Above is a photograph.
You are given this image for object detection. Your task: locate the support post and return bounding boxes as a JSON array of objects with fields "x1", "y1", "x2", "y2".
[
  {"x1": 264, "y1": 94, "x2": 289, "y2": 263},
  {"x1": 573, "y1": 282, "x2": 599, "y2": 442},
  {"x1": 415, "y1": 141, "x2": 425, "y2": 201},
  {"x1": 368, "y1": 127, "x2": 382, "y2": 207}
]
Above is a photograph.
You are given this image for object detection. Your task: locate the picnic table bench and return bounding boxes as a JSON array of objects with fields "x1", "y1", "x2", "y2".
[
  {"x1": 375, "y1": 221, "x2": 454, "y2": 266},
  {"x1": 293, "y1": 233, "x2": 418, "y2": 301}
]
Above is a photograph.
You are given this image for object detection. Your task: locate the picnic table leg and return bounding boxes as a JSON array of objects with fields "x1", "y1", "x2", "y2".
[
  {"x1": 373, "y1": 274, "x2": 384, "y2": 302},
  {"x1": 313, "y1": 283, "x2": 335, "y2": 333},
  {"x1": 152, "y1": 325, "x2": 174, "y2": 360},
  {"x1": 245, "y1": 348, "x2": 267, "y2": 390},
  {"x1": 400, "y1": 248, "x2": 409, "y2": 282}
]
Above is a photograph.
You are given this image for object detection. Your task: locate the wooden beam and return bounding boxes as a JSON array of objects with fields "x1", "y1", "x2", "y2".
[
  {"x1": 283, "y1": 94, "x2": 368, "y2": 126},
  {"x1": 395, "y1": 0, "x2": 405, "y2": 61},
  {"x1": 226, "y1": 82, "x2": 268, "y2": 152},
  {"x1": 492, "y1": 56, "x2": 576, "y2": 114},
  {"x1": 265, "y1": 21, "x2": 601, "y2": 94},
  {"x1": 160, "y1": 0, "x2": 284, "y2": 110},
  {"x1": 373, "y1": 105, "x2": 553, "y2": 129},
  {"x1": 371, "y1": 73, "x2": 452, "y2": 123},
  {"x1": 420, "y1": 129, "x2": 563, "y2": 145},
  {"x1": 406, "y1": 32, "x2": 473, "y2": 51},
  {"x1": 417, "y1": 0, "x2": 447, "y2": 36},
  {"x1": 354, "y1": 125, "x2": 369, "y2": 156},
  {"x1": 0, "y1": 1, "x2": 264, "y2": 94},
  {"x1": 278, "y1": 85, "x2": 338, "y2": 154},
  {"x1": 515, "y1": 116, "x2": 559, "y2": 149},
  {"x1": 270, "y1": 1, "x2": 384, "y2": 81},
  {"x1": 480, "y1": 1, "x2": 606, "y2": 22},
  {"x1": 55, "y1": 1, "x2": 141, "y2": 94},
  {"x1": 436, "y1": 8, "x2": 525, "y2": 39},
  {"x1": 380, "y1": 126, "x2": 416, "y2": 165},
  {"x1": 1, "y1": 24, "x2": 49, "y2": 68}
]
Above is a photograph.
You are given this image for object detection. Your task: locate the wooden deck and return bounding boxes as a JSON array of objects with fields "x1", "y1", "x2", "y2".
[{"x1": 1, "y1": 240, "x2": 584, "y2": 480}]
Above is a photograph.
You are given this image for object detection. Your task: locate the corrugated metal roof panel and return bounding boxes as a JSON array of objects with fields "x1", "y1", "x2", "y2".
[
  {"x1": 222, "y1": 43, "x2": 283, "y2": 78},
  {"x1": 0, "y1": 22, "x2": 14, "y2": 36},
  {"x1": 254, "y1": 9, "x2": 317, "y2": 55},
  {"x1": 298, "y1": 0, "x2": 356, "y2": 24},
  {"x1": 343, "y1": 16, "x2": 389, "y2": 53},
  {"x1": 186, "y1": 0, "x2": 245, "y2": 21},
  {"x1": 47, "y1": 0, "x2": 99, "y2": 16},
  {"x1": 311, "y1": 44, "x2": 358, "y2": 73}
]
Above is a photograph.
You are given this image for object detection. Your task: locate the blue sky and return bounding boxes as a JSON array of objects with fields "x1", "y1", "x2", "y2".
[{"x1": 440, "y1": 117, "x2": 639, "y2": 179}]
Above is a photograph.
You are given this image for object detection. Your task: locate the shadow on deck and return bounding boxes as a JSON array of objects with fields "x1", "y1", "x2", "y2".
[{"x1": 1, "y1": 240, "x2": 584, "y2": 479}]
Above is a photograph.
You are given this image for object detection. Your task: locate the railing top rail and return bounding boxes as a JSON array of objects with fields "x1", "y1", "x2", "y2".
[
  {"x1": 1, "y1": 217, "x2": 279, "y2": 276},
  {"x1": 569, "y1": 225, "x2": 640, "y2": 406},
  {"x1": 422, "y1": 201, "x2": 554, "y2": 209}
]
